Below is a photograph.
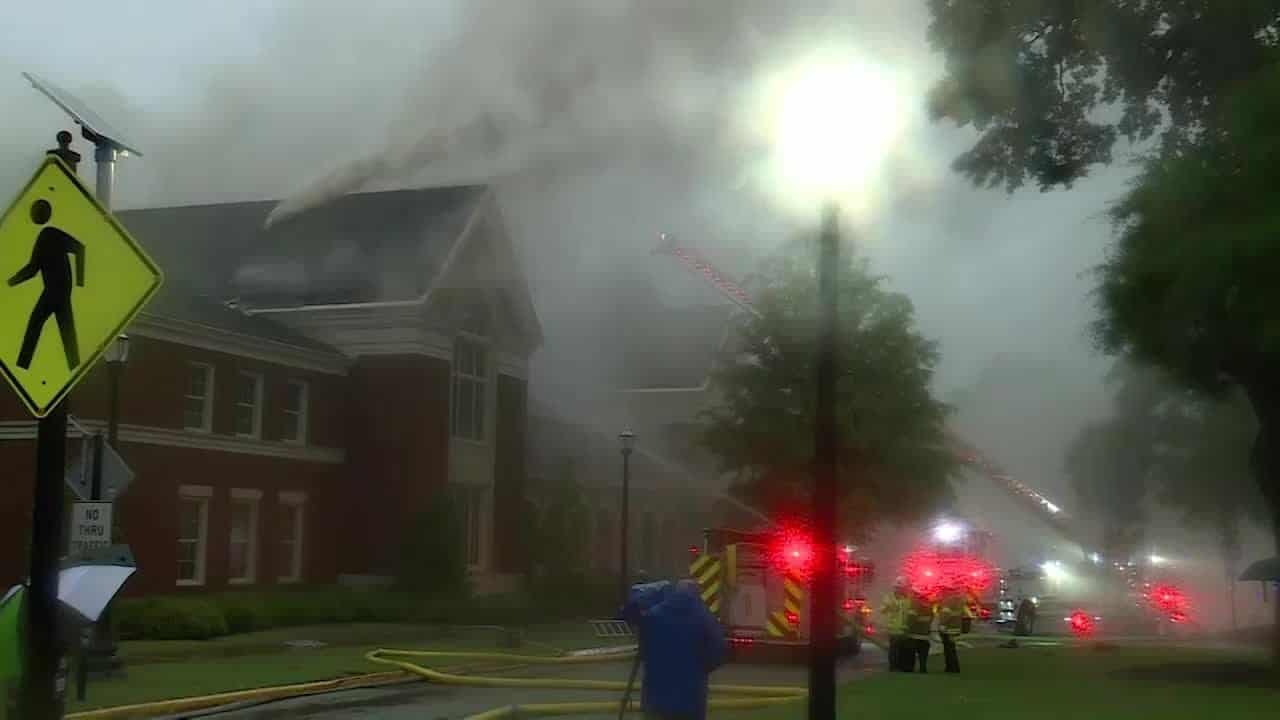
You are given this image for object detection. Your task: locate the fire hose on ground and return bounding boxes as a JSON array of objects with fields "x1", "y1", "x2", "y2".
[{"x1": 63, "y1": 646, "x2": 807, "y2": 720}]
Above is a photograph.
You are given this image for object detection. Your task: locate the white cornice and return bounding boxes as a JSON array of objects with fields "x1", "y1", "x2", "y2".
[
  {"x1": 132, "y1": 314, "x2": 349, "y2": 376},
  {"x1": 0, "y1": 421, "x2": 345, "y2": 464}
]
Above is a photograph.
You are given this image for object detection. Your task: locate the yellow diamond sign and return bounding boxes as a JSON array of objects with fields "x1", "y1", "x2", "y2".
[{"x1": 0, "y1": 156, "x2": 162, "y2": 417}]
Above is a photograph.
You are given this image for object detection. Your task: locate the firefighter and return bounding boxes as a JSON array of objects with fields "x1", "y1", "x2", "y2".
[
  {"x1": 878, "y1": 577, "x2": 912, "y2": 672},
  {"x1": 936, "y1": 588, "x2": 971, "y2": 673},
  {"x1": 904, "y1": 587, "x2": 935, "y2": 673},
  {"x1": 628, "y1": 579, "x2": 726, "y2": 720}
]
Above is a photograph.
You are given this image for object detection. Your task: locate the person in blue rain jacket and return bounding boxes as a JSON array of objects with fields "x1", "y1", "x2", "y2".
[{"x1": 624, "y1": 579, "x2": 726, "y2": 720}]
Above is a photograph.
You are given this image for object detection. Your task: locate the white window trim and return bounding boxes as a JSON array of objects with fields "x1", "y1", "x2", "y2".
[
  {"x1": 450, "y1": 334, "x2": 489, "y2": 444},
  {"x1": 278, "y1": 491, "x2": 307, "y2": 584},
  {"x1": 228, "y1": 488, "x2": 262, "y2": 585},
  {"x1": 234, "y1": 371, "x2": 264, "y2": 439},
  {"x1": 184, "y1": 363, "x2": 215, "y2": 433},
  {"x1": 282, "y1": 379, "x2": 310, "y2": 445},
  {"x1": 177, "y1": 485, "x2": 212, "y2": 587}
]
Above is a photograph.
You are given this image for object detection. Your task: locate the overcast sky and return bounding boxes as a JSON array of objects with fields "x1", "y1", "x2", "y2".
[{"x1": 0, "y1": 0, "x2": 1139, "y2": 506}]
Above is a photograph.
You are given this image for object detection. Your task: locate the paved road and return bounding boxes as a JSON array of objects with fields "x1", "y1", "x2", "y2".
[{"x1": 205, "y1": 645, "x2": 887, "y2": 720}]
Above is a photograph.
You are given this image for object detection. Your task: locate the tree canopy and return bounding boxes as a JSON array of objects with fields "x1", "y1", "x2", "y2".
[
  {"x1": 926, "y1": 1, "x2": 1280, "y2": 190},
  {"x1": 699, "y1": 237, "x2": 957, "y2": 538}
]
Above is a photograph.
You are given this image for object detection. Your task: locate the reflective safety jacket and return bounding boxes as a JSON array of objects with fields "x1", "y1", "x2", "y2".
[
  {"x1": 905, "y1": 594, "x2": 935, "y2": 639},
  {"x1": 936, "y1": 593, "x2": 972, "y2": 636},
  {"x1": 878, "y1": 591, "x2": 910, "y2": 635}
]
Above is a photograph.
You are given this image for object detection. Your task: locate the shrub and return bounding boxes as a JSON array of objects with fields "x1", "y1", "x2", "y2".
[
  {"x1": 115, "y1": 596, "x2": 228, "y2": 640},
  {"x1": 397, "y1": 490, "x2": 468, "y2": 594}
]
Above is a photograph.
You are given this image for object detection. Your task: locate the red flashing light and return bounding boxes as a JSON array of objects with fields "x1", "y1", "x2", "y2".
[
  {"x1": 730, "y1": 636, "x2": 755, "y2": 646},
  {"x1": 769, "y1": 526, "x2": 816, "y2": 580},
  {"x1": 689, "y1": 546, "x2": 700, "y2": 557},
  {"x1": 786, "y1": 611, "x2": 799, "y2": 626},
  {"x1": 1068, "y1": 610, "x2": 1095, "y2": 638},
  {"x1": 864, "y1": 624, "x2": 875, "y2": 635},
  {"x1": 842, "y1": 598, "x2": 855, "y2": 613}
]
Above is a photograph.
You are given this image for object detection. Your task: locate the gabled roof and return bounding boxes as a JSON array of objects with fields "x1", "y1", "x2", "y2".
[
  {"x1": 114, "y1": 185, "x2": 529, "y2": 353},
  {"x1": 117, "y1": 185, "x2": 488, "y2": 307}
]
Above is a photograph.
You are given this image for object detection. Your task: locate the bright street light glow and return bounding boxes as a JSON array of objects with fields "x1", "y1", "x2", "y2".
[
  {"x1": 932, "y1": 521, "x2": 964, "y2": 544},
  {"x1": 1041, "y1": 561, "x2": 1068, "y2": 584},
  {"x1": 749, "y1": 47, "x2": 913, "y2": 215},
  {"x1": 1090, "y1": 552, "x2": 1102, "y2": 565},
  {"x1": 1149, "y1": 554, "x2": 1167, "y2": 566}
]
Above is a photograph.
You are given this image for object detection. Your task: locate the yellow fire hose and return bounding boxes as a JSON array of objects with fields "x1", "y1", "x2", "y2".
[
  {"x1": 364, "y1": 649, "x2": 807, "y2": 718},
  {"x1": 65, "y1": 647, "x2": 807, "y2": 720}
]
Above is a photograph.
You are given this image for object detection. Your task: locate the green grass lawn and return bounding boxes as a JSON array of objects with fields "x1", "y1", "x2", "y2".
[
  {"x1": 49, "y1": 620, "x2": 621, "y2": 713},
  {"x1": 728, "y1": 644, "x2": 1279, "y2": 720}
]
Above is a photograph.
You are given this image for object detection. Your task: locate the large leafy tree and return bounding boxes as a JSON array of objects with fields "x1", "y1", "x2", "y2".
[
  {"x1": 926, "y1": 1, "x2": 1280, "y2": 191},
  {"x1": 700, "y1": 237, "x2": 957, "y2": 539},
  {"x1": 929, "y1": 1, "x2": 1280, "y2": 656}
]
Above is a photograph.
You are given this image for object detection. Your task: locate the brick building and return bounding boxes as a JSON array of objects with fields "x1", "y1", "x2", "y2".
[{"x1": 0, "y1": 185, "x2": 540, "y2": 595}]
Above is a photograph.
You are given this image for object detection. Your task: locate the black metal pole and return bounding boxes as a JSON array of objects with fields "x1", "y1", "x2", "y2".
[
  {"x1": 20, "y1": 133, "x2": 80, "y2": 720},
  {"x1": 620, "y1": 448, "x2": 632, "y2": 605},
  {"x1": 808, "y1": 204, "x2": 840, "y2": 720},
  {"x1": 21, "y1": 405, "x2": 69, "y2": 720}
]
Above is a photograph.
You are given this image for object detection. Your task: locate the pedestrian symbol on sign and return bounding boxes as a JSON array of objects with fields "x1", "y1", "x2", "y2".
[{"x1": 8, "y1": 198, "x2": 85, "y2": 371}]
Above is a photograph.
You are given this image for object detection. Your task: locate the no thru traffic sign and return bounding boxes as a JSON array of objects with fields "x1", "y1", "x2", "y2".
[{"x1": 68, "y1": 502, "x2": 112, "y2": 556}]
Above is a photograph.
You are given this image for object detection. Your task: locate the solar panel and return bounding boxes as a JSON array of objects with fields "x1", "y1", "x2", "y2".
[{"x1": 22, "y1": 72, "x2": 143, "y2": 156}]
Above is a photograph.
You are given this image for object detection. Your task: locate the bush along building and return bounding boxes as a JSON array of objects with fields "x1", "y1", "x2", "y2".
[{"x1": 0, "y1": 186, "x2": 541, "y2": 597}]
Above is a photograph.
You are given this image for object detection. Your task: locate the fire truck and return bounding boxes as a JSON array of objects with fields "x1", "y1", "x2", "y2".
[{"x1": 689, "y1": 526, "x2": 875, "y2": 662}]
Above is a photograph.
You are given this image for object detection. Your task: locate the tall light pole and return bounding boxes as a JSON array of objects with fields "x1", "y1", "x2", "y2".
[
  {"x1": 809, "y1": 204, "x2": 840, "y2": 720},
  {"x1": 619, "y1": 429, "x2": 636, "y2": 604}
]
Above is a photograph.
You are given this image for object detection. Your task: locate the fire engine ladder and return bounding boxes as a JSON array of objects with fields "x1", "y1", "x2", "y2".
[{"x1": 653, "y1": 235, "x2": 1084, "y2": 549}]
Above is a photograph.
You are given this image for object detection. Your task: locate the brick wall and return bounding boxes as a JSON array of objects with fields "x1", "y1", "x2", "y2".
[{"x1": 340, "y1": 354, "x2": 451, "y2": 575}]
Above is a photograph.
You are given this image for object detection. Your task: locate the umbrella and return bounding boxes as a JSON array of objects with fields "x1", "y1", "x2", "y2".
[
  {"x1": 1239, "y1": 556, "x2": 1280, "y2": 582},
  {"x1": 56, "y1": 564, "x2": 135, "y2": 624}
]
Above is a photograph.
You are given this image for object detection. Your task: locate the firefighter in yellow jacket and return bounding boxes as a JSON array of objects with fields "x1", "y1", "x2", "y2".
[
  {"x1": 936, "y1": 589, "x2": 974, "y2": 674},
  {"x1": 904, "y1": 589, "x2": 935, "y2": 673},
  {"x1": 878, "y1": 577, "x2": 912, "y2": 672}
]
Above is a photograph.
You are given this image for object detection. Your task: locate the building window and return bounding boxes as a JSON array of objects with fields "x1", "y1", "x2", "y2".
[
  {"x1": 451, "y1": 337, "x2": 487, "y2": 441},
  {"x1": 234, "y1": 372, "x2": 264, "y2": 438},
  {"x1": 184, "y1": 363, "x2": 214, "y2": 432},
  {"x1": 282, "y1": 380, "x2": 309, "y2": 444},
  {"x1": 228, "y1": 489, "x2": 261, "y2": 584},
  {"x1": 278, "y1": 492, "x2": 306, "y2": 583},
  {"x1": 177, "y1": 485, "x2": 211, "y2": 586},
  {"x1": 455, "y1": 485, "x2": 483, "y2": 567}
]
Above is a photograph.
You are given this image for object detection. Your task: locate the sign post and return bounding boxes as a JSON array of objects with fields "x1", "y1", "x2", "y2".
[{"x1": 0, "y1": 129, "x2": 160, "y2": 717}]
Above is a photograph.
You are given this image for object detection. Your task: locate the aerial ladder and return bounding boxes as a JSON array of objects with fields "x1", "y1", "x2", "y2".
[{"x1": 651, "y1": 235, "x2": 1084, "y2": 550}]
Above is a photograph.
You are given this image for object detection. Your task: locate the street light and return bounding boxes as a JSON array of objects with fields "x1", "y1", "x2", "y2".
[
  {"x1": 618, "y1": 429, "x2": 636, "y2": 606},
  {"x1": 84, "y1": 333, "x2": 129, "y2": 682},
  {"x1": 749, "y1": 48, "x2": 912, "y2": 720},
  {"x1": 103, "y1": 334, "x2": 130, "y2": 447}
]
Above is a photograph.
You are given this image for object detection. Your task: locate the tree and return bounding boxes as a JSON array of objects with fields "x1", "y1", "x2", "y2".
[
  {"x1": 925, "y1": 1, "x2": 1280, "y2": 191},
  {"x1": 699, "y1": 237, "x2": 957, "y2": 539},
  {"x1": 928, "y1": 1, "x2": 1280, "y2": 658},
  {"x1": 1065, "y1": 420, "x2": 1147, "y2": 562},
  {"x1": 397, "y1": 489, "x2": 468, "y2": 595},
  {"x1": 1150, "y1": 387, "x2": 1267, "y2": 630}
]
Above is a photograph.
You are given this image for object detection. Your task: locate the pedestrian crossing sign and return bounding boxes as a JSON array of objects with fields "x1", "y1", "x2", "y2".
[{"x1": 0, "y1": 156, "x2": 162, "y2": 417}]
